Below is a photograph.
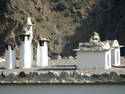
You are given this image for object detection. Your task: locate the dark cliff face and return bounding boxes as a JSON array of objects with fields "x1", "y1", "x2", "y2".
[
  {"x1": 62, "y1": 0, "x2": 125, "y2": 56},
  {"x1": 0, "y1": 0, "x2": 125, "y2": 56}
]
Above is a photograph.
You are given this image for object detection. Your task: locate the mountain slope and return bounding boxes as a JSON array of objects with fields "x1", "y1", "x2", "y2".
[{"x1": 0, "y1": 0, "x2": 125, "y2": 56}]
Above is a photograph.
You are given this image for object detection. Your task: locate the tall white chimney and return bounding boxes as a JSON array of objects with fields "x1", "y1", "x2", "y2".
[
  {"x1": 37, "y1": 37, "x2": 49, "y2": 66},
  {"x1": 5, "y1": 43, "x2": 16, "y2": 69},
  {"x1": 19, "y1": 17, "x2": 33, "y2": 68}
]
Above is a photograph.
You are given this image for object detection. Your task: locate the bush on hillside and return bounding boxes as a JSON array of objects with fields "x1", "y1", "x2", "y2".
[
  {"x1": 64, "y1": 9, "x2": 71, "y2": 17},
  {"x1": 36, "y1": 16, "x2": 43, "y2": 22},
  {"x1": 50, "y1": 0, "x2": 59, "y2": 3},
  {"x1": 53, "y1": 2, "x2": 66, "y2": 12},
  {"x1": 73, "y1": 1, "x2": 83, "y2": 9}
]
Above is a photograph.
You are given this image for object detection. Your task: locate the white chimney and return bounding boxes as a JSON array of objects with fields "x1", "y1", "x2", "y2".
[
  {"x1": 19, "y1": 33, "x2": 33, "y2": 68},
  {"x1": 5, "y1": 44, "x2": 16, "y2": 69},
  {"x1": 37, "y1": 38, "x2": 49, "y2": 66}
]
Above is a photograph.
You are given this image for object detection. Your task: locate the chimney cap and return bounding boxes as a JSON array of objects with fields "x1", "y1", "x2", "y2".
[
  {"x1": 38, "y1": 35, "x2": 50, "y2": 41},
  {"x1": 22, "y1": 31, "x2": 30, "y2": 35}
]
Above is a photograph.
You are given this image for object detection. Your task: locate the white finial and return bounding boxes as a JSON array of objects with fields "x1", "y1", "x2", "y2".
[
  {"x1": 26, "y1": 17, "x2": 32, "y2": 26},
  {"x1": 90, "y1": 32, "x2": 100, "y2": 42},
  {"x1": 112, "y1": 40, "x2": 119, "y2": 47}
]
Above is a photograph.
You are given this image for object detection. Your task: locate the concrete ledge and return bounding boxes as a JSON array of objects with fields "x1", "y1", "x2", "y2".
[{"x1": 0, "y1": 70, "x2": 125, "y2": 84}]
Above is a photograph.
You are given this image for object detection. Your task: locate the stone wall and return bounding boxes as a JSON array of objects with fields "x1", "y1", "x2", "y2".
[{"x1": 0, "y1": 70, "x2": 125, "y2": 84}]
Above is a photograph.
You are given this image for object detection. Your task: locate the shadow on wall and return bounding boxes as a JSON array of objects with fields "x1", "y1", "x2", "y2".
[{"x1": 62, "y1": 0, "x2": 125, "y2": 56}]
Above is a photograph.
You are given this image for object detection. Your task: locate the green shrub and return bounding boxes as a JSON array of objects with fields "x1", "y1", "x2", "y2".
[
  {"x1": 64, "y1": 9, "x2": 71, "y2": 17},
  {"x1": 36, "y1": 16, "x2": 43, "y2": 22},
  {"x1": 73, "y1": 1, "x2": 83, "y2": 9},
  {"x1": 53, "y1": 2, "x2": 66, "y2": 12},
  {"x1": 50, "y1": 0, "x2": 59, "y2": 3}
]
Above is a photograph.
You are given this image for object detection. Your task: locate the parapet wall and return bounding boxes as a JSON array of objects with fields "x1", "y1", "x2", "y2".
[{"x1": 0, "y1": 70, "x2": 125, "y2": 84}]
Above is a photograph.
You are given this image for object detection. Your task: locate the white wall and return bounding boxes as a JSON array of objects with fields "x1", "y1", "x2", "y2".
[
  {"x1": 111, "y1": 48, "x2": 120, "y2": 66},
  {"x1": 5, "y1": 45, "x2": 16, "y2": 69},
  {"x1": 37, "y1": 42, "x2": 40, "y2": 66},
  {"x1": 105, "y1": 51, "x2": 111, "y2": 69},
  {"x1": 76, "y1": 51, "x2": 111, "y2": 69}
]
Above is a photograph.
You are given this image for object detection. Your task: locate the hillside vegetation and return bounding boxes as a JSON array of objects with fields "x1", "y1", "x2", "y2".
[{"x1": 0, "y1": 0, "x2": 125, "y2": 57}]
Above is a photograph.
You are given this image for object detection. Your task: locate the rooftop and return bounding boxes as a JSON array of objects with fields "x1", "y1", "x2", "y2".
[
  {"x1": 74, "y1": 41, "x2": 111, "y2": 52},
  {"x1": 74, "y1": 39, "x2": 123, "y2": 52}
]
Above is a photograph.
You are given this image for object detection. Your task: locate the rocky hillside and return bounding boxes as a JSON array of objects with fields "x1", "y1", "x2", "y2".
[{"x1": 0, "y1": 0, "x2": 125, "y2": 57}]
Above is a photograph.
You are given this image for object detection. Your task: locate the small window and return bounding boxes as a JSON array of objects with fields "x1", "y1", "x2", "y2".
[
  {"x1": 39, "y1": 41, "x2": 44, "y2": 46},
  {"x1": 11, "y1": 44, "x2": 15, "y2": 50}
]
